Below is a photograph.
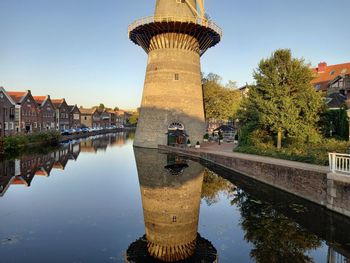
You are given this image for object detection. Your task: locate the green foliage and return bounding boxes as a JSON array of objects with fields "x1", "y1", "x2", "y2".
[
  {"x1": 4, "y1": 131, "x2": 61, "y2": 155},
  {"x1": 319, "y1": 108, "x2": 349, "y2": 140},
  {"x1": 196, "y1": 141, "x2": 200, "y2": 145},
  {"x1": 203, "y1": 133, "x2": 209, "y2": 140},
  {"x1": 203, "y1": 73, "x2": 241, "y2": 121},
  {"x1": 127, "y1": 112, "x2": 139, "y2": 125},
  {"x1": 187, "y1": 139, "x2": 191, "y2": 144},
  {"x1": 235, "y1": 138, "x2": 348, "y2": 165},
  {"x1": 238, "y1": 49, "x2": 324, "y2": 147}
]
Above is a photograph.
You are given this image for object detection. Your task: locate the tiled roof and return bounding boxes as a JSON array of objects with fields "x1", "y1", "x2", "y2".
[
  {"x1": 51, "y1": 99, "x2": 65, "y2": 107},
  {"x1": 312, "y1": 62, "x2": 350, "y2": 92},
  {"x1": 7, "y1": 91, "x2": 27, "y2": 103},
  {"x1": 33, "y1": 96, "x2": 47, "y2": 105},
  {"x1": 80, "y1": 108, "x2": 96, "y2": 115}
]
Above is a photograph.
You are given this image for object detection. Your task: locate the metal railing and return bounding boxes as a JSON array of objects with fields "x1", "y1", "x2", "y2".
[
  {"x1": 329, "y1": 153, "x2": 350, "y2": 174},
  {"x1": 128, "y1": 15, "x2": 223, "y2": 38}
]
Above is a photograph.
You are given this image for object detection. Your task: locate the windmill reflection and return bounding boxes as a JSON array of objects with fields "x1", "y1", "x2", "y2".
[{"x1": 127, "y1": 148, "x2": 217, "y2": 263}]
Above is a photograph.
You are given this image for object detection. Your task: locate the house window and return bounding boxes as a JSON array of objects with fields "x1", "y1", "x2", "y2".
[
  {"x1": 84, "y1": 116, "x2": 87, "y2": 120},
  {"x1": 172, "y1": 216, "x2": 177, "y2": 223},
  {"x1": 315, "y1": 84, "x2": 321, "y2": 91},
  {"x1": 34, "y1": 122, "x2": 37, "y2": 128},
  {"x1": 4, "y1": 122, "x2": 8, "y2": 130},
  {"x1": 174, "y1": 73, "x2": 179, "y2": 81},
  {"x1": 9, "y1": 122, "x2": 14, "y2": 130}
]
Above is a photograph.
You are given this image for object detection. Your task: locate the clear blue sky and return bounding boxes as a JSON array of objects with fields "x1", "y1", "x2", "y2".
[{"x1": 1, "y1": 0, "x2": 349, "y2": 109}]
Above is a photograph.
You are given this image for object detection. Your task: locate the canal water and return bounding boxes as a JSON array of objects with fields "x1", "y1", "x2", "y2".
[{"x1": 0, "y1": 133, "x2": 349, "y2": 263}]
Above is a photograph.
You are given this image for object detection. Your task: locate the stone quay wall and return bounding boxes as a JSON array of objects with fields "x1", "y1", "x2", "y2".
[{"x1": 159, "y1": 145, "x2": 350, "y2": 218}]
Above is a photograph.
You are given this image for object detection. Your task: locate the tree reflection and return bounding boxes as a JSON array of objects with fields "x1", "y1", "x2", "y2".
[
  {"x1": 201, "y1": 169, "x2": 322, "y2": 262},
  {"x1": 201, "y1": 169, "x2": 236, "y2": 206},
  {"x1": 232, "y1": 189, "x2": 322, "y2": 263}
]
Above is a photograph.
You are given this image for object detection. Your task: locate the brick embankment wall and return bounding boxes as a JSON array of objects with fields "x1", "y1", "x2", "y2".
[{"x1": 158, "y1": 145, "x2": 350, "y2": 218}]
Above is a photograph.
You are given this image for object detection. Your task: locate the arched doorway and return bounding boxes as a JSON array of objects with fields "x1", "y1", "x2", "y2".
[{"x1": 167, "y1": 122, "x2": 187, "y2": 146}]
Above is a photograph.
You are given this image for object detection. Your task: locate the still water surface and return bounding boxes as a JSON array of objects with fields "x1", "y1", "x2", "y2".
[{"x1": 0, "y1": 133, "x2": 349, "y2": 263}]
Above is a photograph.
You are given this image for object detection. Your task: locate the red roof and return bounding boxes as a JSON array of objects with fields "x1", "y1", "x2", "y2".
[
  {"x1": 51, "y1": 99, "x2": 65, "y2": 107},
  {"x1": 33, "y1": 96, "x2": 47, "y2": 105},
  {"x1": 80, "y1": 108, "x2": 97, "y2": 115},
  {"x1": 312, "y1": 62, "x2": 350, "y2": 92},
  {"x1": 7, "y1": 91, "x2": 27, "y2": 103}
]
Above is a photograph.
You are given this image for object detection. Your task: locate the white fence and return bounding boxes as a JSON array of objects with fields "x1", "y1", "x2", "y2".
[{"x1": 329, "y1": 153, "x2": 350, "y2": 174}]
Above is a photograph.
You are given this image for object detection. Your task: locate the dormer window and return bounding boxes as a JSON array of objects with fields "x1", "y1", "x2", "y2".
[
  {"x1": 330, "y1": 70, "x2": 336, "y2": 76},
  {"x1": 315, "y1": 84, "x2": 321, "y2": 91}
]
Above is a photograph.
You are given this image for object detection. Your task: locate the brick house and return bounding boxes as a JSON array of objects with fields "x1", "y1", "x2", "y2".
[
  {"x1": 107, "y1": 110, "x2": 116, "y2": 126},
  {"x1": 115, "y1": 110, "x2": 127, "y2": 127},
  {"x1": 33, "y1": 95, "x2": 56, "y2": 131},
  {"x1": 100, "y1": 110, "x2": 110, "y2": 128},
  {"x1": 7, "y1": 90, "x2": 40, "y2": 133},
  {"x1": 80, "y1": 108, "x2": 97, "y2": 128},
  {"x1": 68, "y1": 105, "x2": 81, "y2": 129},
  {"x1": 52, "y1": 99, "x2": 70, "y2": 131},
  {"x1": 92, "y1": 110, "x2": 102, "y2": 128},
  {"x1": 312, "y1": 62, "x2": 350, "y2": 94},
  {"x1": 0, "y1": 87, "x2": 17, "y2": 137}
]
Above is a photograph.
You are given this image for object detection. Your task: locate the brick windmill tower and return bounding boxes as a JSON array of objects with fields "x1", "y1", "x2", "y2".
[{"x1": 129, "y1": 0, "x2": 222, "y2": 148}]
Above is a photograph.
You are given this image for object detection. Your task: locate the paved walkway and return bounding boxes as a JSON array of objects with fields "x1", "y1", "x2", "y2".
[{"x1": 162, "y1": 142, "x2": 329, "y2": 173}]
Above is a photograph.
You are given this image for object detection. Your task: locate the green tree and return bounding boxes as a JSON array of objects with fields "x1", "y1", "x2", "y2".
[
  {"x1": 128, "y1": 112, "x2": 139, "y2": 125},
  {"x1": 238, "y1": 49, "x2": 323, "y2": 149},
  {"x1": 232, "y1": 190, "x2": 321, "y2": 263},
  {"x1": 203, "y1": 73, "x2": 241, "y2": 121}
]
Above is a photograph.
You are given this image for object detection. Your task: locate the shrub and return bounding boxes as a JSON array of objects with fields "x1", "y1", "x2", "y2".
[
  {"x1": 3, "y1": 131, "x2": 61, "y2": 155},
  {"x1": 235, "y1": 138, "x2": 348, "y2": 165},
  {"x1": 203, "y1": 133, "x2": 209, "y2": 140}
]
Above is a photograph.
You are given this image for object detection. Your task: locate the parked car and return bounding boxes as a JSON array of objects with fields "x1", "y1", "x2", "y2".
[
  {"x1": 67, "y1": 129, "x2": 76, "y2": 135},
  {"x1": 82, "y1": 127, "x2": 89, "y2": 133},
  {"x1": 75, "y1": 128, "x2": 83, "y2": 133},
  {"x1": 61, "y1": 129, "x2": 70, "y2": 136}
]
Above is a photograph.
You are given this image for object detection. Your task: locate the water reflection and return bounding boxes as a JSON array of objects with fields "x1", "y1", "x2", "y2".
[
  {"x1": 204, "y1": 163, "x2": 350, "y2": 263},
  {"x1": 0, "y1": 133, "x2": 128, "y2": 197},
  {"x1": 127, "y1": 148, "x2": 217, "y2": 262}
]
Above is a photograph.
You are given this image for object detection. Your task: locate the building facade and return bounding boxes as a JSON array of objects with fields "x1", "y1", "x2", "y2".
[
  {"x1": 7, "y1": 90, "x2": 41, "y2": 133},
  {"x1": 33, "y1": 95, "x2": 56, "y2": 131},
  {"x1": 52, "y1": 99, "x2": 70, "y2": 131},
  {"x1": 0, "y1": 87, "x2": 16, "y2": 137},
  {"x1": 68, "y1": 105, "x2": 81, "y2": 129},
  {"x1": 80, "y1": 108, "x2": 96, "y2": 128}
]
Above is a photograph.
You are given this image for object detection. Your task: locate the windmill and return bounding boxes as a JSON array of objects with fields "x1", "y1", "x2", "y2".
[{"x1": 184, "y1": 0, "x2": 207, "y2": 22}]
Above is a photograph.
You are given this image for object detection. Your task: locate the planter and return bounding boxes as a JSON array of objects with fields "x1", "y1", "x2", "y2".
[
  {"x1": 187, "y1": 144, "x2": 191, "y2": 147},
  {"x1": 203, "y1": 139, "x2": 208, "y2": 142},
  {"x1": 195, "y1": 145, "x2": 200, "y2": 149}
]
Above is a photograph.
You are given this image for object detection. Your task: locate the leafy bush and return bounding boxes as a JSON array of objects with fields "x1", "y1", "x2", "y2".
[
  {"x1": 4, "y1": 131, "x2": 61, "y2": 155},
  {"x1": 203, "y1": 133, "x2": 209, "y2": 140},
  {"x1": 235, "y1": 138, "x2": 348, "y2": 165}
]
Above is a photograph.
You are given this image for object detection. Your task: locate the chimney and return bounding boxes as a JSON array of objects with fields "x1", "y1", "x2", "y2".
[
  {"x1": 26, "y1": 89, "x2": 31, "y2": 94},
  {"x1": 318, "y1": 62, "x2": 327, "y2": 73}
]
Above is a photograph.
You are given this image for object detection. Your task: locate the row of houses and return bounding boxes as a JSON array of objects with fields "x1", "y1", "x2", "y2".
[
  {"x1": 0, "y1": 87, "x2": 129, "y2": 137},
  {"x1": 0, "y1": 133, "x2": 127, "y2": 197}
]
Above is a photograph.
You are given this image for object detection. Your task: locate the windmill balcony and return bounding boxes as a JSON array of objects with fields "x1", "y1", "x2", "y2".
[{"x1": 128, "y1": 15, "x2": 222, "y2": 55}]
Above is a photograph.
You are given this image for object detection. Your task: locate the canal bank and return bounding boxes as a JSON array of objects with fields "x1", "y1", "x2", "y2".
[{"x1": 159, "y1": 143, "x2": 350, "y2": 218}]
